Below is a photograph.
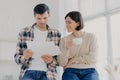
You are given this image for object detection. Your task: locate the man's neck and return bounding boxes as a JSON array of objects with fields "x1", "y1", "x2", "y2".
[{"x1": 36, "y1": 24, "x2": 47, "y2": 31}]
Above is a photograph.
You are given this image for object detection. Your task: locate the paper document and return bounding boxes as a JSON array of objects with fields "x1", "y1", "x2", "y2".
[{"x1": 27, "y1": 41, "x2": 61, "y2": 56}]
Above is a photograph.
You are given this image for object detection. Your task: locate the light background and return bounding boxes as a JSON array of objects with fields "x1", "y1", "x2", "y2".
[{"x1": 0, "y1": 0, "x2": 120, "y2": 80}]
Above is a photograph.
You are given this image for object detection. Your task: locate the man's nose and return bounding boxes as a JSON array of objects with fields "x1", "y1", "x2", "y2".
[{"x1": 40, "y1": 19, "x2": 45, "y2": 23}]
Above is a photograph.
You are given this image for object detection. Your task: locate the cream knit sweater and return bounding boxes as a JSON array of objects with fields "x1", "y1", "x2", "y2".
[{"x1": 57, "y1": 32, "x2": 98, "y2": 69}]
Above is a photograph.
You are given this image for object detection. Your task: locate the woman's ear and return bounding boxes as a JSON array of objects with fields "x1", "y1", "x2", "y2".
[
  {"x1": 48, "y1": 14, "x2": 50, "y2": 17},
  {"x1": 77, "y1": 22, "x2": 80, "y2": 26}
]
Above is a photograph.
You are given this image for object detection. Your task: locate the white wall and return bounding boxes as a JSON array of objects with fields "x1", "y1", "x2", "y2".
[
  {"x1": 0, "y1": 0, "x2": 59, "y2": 41},
  {"x1": 0, "y1": 0, "x2": 59, "y2": 60},
  {"x1": 58, "y1": 0, "x2": 79, "y2": 36}
]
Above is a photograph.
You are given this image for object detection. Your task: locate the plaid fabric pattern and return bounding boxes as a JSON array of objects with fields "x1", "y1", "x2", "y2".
[{"x1": 14, "y1": 23, "x2": 61, "y2": 80}]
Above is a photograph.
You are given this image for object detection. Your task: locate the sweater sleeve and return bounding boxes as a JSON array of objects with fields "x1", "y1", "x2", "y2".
[
  {"x1": 57, "y1": 38, "x2": 70, "y2": 66},
  {"x1": 74, "y1": 34, "x2": 98, "y2": 65}
]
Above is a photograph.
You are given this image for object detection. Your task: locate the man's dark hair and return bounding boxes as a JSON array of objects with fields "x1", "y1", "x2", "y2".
[
  {"x1": 34, "y1": 3, "x2": 49, "y2": 14},
  {"x1": 65, "y1": 11, "x2": 84, "y2": 31}
]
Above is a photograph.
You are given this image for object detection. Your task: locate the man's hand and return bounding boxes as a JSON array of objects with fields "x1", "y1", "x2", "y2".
[
  {"x1": 41, "y1": 54, "x2": 53, "y2": 64},
  {"x1": 23, "y1": 49, "x2": 33, "y2": 59}
]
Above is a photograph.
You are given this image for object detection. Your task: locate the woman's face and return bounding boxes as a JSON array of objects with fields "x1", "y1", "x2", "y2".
[{"x1": 65, "y1": 16, "x2": 80, "y2": 32}]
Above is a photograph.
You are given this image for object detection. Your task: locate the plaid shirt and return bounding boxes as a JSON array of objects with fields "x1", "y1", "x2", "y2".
[{"x1": 14, "y1": 23, "x2": 61, "y2": 80}]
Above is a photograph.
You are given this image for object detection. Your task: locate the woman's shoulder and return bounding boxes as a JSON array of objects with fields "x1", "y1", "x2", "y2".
[
  {"x1": 84, "y1": 32, "x2": 97, "y2": 38},
  {"x1": 61, "y1": 34, "x2": 72, "y2": 40}
]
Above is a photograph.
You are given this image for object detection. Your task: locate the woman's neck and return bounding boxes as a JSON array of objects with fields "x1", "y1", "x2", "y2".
[{"x1": 72, "y1": 30, "x2": 84, "y2": 38}]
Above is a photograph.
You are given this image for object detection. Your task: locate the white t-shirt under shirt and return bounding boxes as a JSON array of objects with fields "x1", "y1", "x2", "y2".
[{"x1": 27, "y1": 26, "x2": 60, "y2": 71}]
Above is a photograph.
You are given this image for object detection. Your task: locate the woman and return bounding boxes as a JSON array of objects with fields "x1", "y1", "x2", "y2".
[{"x1": 57, "y1": 11, "x2": 99, "y2": 80}]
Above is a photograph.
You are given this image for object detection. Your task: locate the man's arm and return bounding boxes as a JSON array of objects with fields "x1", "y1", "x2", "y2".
[
  {"x1": 14, "y1": 32, "x2": 25, "y2": 64},
  {"x1": 14, "y1": 31, "x2": 32, "y2": 65},
  {"x1": 42, "y1": 29, "x2": 61, "y2": 66}
]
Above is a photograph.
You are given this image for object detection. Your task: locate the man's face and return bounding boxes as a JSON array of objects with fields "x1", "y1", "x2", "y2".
[{"x1": 34, "y1": 11, "x2": 49, "y2": 27}]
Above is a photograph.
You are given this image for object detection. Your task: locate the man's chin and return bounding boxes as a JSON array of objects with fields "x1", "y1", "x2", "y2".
[{"x1": 38, "y1": 24, "x2": 46, "y2": 27}]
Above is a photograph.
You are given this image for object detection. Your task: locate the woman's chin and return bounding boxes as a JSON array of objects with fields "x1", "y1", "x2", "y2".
[{"x1": 67, "y1": 30, "x2": 71, "y2": 32}]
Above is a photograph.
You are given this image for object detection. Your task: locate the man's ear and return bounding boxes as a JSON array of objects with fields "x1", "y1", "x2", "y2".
[{"x1": 34, "y1": 14, "x2": 36, "y2": 17}]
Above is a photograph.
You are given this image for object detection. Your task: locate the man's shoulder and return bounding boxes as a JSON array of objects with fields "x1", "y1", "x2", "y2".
[
  {"x1": 20, "y1": 26, "x2": 33, "y2": 33},
  {"x1": 18, "y1": 26, "x2": 33, "y2": 40},
  {"x1": 48, "y1": 27, "x2": 60, "y2": 33},
  {"x1": 48, "y1": 27, "x2": 61, "y2": 38}
]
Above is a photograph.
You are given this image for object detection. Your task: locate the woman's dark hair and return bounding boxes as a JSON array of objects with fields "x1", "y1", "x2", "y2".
[
  {"x1": 34, "y1": 3, "x2": 49, "y2": 14},
  {"x1": 65, "y1": 11, "x2": 84, "y2": 31}
]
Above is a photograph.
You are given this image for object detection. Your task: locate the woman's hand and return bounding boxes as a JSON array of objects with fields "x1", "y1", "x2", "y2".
[
  {"x1": 66, "y1": 39, "x2": 73, "y2": 49},
  {"x1": 41, "y1": 54, "x2": 53, "y2": 64},
  {"x1": 67, "y1": 58, "x2": 75, "y2": 65},
  {"x1": 64, "y1": 58, "x2": 75, "y2": 69}
]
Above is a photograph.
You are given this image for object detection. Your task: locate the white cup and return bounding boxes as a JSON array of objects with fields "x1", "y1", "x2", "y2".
[{"x1": 73, "y1": 38, "x2": 82, "y2": 45}]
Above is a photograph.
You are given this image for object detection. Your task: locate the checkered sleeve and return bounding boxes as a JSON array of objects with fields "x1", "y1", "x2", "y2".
[
  {"x1": 54, "y1": 29, "x2": 61, "y2": 46},
  {"x1": 14, "y1": 31, "x2": 28, "y2": 65},
  {"x1": 46, "y1": 56, "x2": 58, "y2": 80},
  {"x1": 46, "y1": 29, "x2": 61, "y2": 80}
]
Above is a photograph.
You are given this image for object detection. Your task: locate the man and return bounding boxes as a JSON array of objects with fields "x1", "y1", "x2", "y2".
[{"x1": 14, "y1": 3, "x2": 61, "y2": 80}]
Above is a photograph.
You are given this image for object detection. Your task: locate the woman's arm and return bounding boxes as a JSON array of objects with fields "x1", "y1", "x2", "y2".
[
  {"x1": 57, "y1": 38, "x2": 71, "y2": 66},
  {"x1": 66, "y1": 34, "x2": 98, "y2": 65}
]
